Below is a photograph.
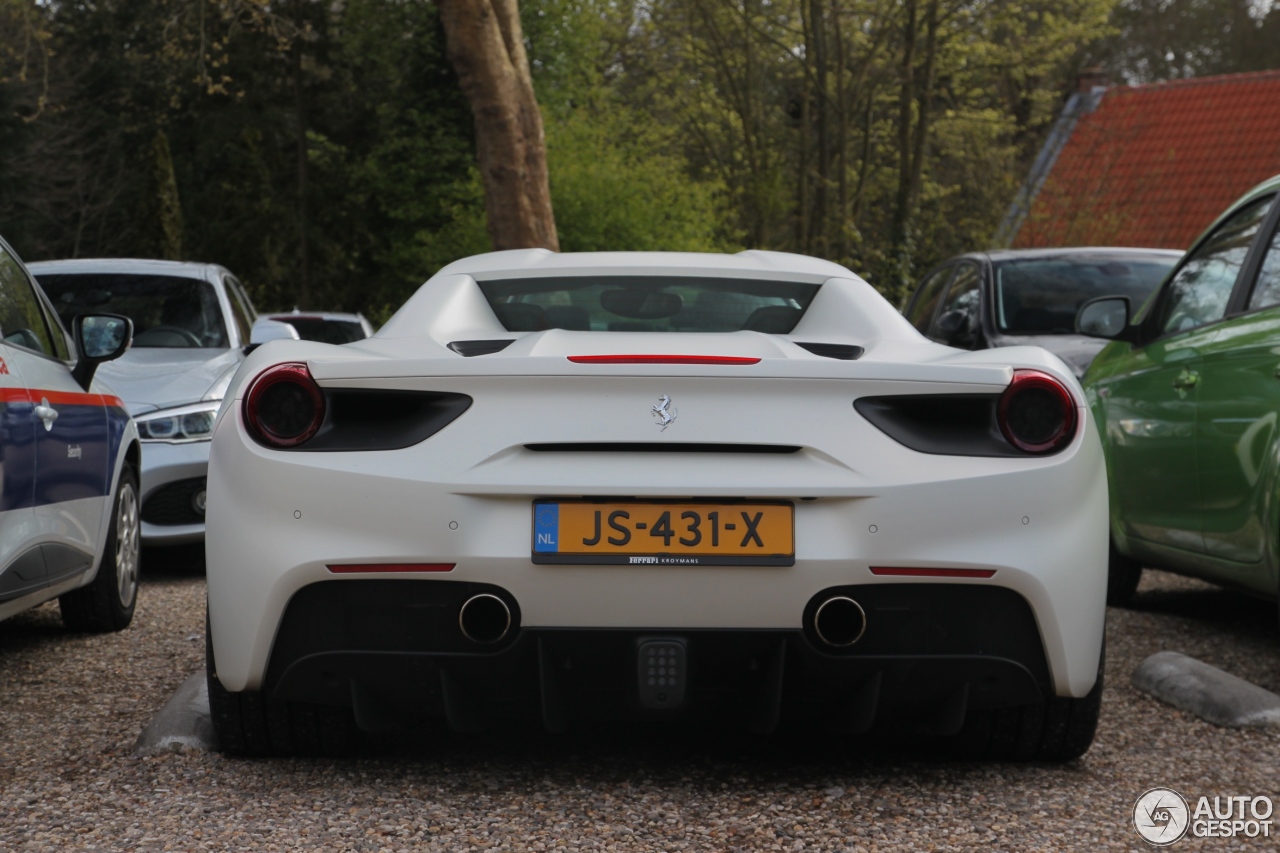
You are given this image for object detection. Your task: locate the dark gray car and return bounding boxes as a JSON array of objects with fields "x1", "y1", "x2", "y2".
[{"x1": 902, "y1": 248, "x2": 1182, "y2": 377}]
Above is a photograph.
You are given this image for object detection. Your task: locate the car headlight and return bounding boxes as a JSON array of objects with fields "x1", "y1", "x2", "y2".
[{"x1": 136, "y1": 402, "x2": 220, "y2": 442}]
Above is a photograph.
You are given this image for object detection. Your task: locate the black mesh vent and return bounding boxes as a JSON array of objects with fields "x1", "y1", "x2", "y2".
[
  {"x1": 854, "y1": 394, "x2": 1025, "y2": 457},
  {"x1": 141, "y1": 477, "x2": 207, "y2": 526}
]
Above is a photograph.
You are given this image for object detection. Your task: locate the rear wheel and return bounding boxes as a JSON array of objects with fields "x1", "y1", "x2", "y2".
[
  {"x1": 1105, "y1": 539, "x2": 1143, "y2": 607},
  {"x1": 205, "y1": 613, "x2": 357, "y2": 757},
  {"x1": 951, "y1": 641, "x2": 1104, "y2": 762},
  {"x1": 60, "y1": 462, "x2": 140, "y2": 632}
]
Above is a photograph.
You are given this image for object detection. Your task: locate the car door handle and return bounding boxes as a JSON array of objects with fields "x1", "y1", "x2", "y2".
[
  {"x1": 1172, "y1": 370, "x2": 1199, "y2": 390},
  {"x1": 34, "y1": 399, "x2": 59, "y2": 431}
]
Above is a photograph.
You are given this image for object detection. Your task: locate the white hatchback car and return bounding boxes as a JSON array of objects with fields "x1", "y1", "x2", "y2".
[
  {"x1": 29, "y1": 259, "x2": 263, "y2": 546},
  {"x1": 0, "y1": 238, "x2": 141, "y2": 632},
  {"x1": 206, "y1": 250, "x2": 1108, "y2": 760}
]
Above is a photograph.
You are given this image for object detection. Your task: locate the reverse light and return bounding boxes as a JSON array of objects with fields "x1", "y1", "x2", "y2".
[
  {"x1": 567, "y1": 355, "x2": 761, "y2": 365},
  {"x1": 136, "y1": 401, "x2": 220, "y2": 442},
  {"x1": 997, "y1": 369, "x2": 1078, "y2": 454},
  {"x1": 243, "y1": 363, "x2": 325, "y2": 448}
]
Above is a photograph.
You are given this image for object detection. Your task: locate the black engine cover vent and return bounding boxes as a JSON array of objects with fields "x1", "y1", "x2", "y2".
[
  {"x1": 795, "y1": 342, "x2": 864, "y2": 360},
  {"x1": 448, "y1": 339, "x2": 516, "y2": 357}
]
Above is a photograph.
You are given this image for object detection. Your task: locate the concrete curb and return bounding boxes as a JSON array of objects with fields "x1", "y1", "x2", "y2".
[
  {"x1": 133, "y1": 671, "x2": 217, "y2": 756},
  {"x1": 1132, "y1": 651, "x2": 1280, "y2": 728}
]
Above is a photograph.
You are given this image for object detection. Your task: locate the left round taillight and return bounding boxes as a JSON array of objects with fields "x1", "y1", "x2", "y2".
[
  {"x1": 243, "y1": 363, "x2": 325, "y2": 448},
  {"x1": 997, "y1": 369, "x2": 1078, "y2": 454}
]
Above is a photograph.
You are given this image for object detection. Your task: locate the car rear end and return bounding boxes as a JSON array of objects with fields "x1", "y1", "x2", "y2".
[{"x1": 206, "y1": 329, "x2": 1106, "y2": 750}]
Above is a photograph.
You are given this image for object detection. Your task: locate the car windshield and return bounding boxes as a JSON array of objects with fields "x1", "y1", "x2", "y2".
[
  {"x1": 994, "y1": 255, "x2": 1176, "y2": 335},
  {"x1": 35, "y1": 273, "x2": 229, "y2": 348},
  {"x1": 272, "y1": 316, "x2": 367, "y2": 344},
  {"x1": 478, "y1": 276, "x2": 821, "y2": 333}
]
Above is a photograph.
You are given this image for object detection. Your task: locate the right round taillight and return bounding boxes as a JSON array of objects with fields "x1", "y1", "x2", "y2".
[
  {"x1": 997, "y1": 369, "x2": 1078, "y2": 454},
  {"x1": 243, "y1": 363, "x2": 325, "y2": 448}
]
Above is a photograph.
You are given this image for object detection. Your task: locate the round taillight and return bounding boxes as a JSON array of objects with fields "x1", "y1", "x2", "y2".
[
  {"x1": 997, "y1": 369, "x2": 1078, "y2": 454},
  {"x1": 243, "y1": 363, "x2": 325, "y2": 448}
]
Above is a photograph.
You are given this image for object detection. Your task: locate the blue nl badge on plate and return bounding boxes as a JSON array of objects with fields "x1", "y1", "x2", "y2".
[{"x1": 534, "y1": 503, "x2": 559, "y2": 553}]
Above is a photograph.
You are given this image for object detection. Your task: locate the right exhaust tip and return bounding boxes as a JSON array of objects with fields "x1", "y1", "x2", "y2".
[
  {"x1": 459, "y1": 593, "x2": 512, "y2": 644},
  {"x1": 813, "y1": 596, "x2": 867, "y2": 648}
]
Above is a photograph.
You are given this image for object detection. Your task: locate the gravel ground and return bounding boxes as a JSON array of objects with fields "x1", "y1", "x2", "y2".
[{"x1": 1, "y1": 559, "x2": 1278, "y2": 852}]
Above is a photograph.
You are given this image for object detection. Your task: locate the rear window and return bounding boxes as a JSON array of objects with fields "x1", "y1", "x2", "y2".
[
  {"x1": 272, "y1": 317, "x2": 368, "y2": 344},
  {"x1": 478, "y1": 276, "x2": 821, "y2": 334}
]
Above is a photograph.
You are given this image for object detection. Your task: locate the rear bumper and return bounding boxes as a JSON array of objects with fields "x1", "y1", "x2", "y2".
[
  {"x1": 207, "y1": 376, "x2": 1109, "y2": 698},
  {"x1": 256, "y1": 579, "x2": 1051, "y2": 734}
]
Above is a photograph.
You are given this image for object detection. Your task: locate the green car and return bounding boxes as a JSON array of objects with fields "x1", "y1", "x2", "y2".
[{"x1": 1077, "y1": 174, "x2": 1280, "y2": 611}]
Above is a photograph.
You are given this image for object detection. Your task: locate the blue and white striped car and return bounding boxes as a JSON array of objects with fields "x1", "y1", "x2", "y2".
[{"x1": 0, "y1": 235, "x2": 141, "y2": 632}]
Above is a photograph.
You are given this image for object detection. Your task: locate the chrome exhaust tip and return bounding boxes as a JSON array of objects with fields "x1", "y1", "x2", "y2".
[
  {"x1": 812, "y1": 596, "x2": 867, "y2": 648},
  {"x1": 459, "y1": 593, "x2": 512, "y2": 644}
]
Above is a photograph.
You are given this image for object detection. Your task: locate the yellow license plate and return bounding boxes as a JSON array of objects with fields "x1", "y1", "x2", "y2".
[{"x1": 532, "y1": 500, "x2": 794, "y2": 566}]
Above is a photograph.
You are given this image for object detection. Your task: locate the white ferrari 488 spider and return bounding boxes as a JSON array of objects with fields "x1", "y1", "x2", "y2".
[{"x1": 205, "y1": 250, "x2": 1108, "y2": 759}]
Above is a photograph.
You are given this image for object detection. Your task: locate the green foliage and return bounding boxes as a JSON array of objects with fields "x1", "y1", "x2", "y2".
[
  {"x1": 547, "y1": 106, "x2": 737, "y2": 253},
  {"x1": 9, "y1": 0, "x2": 1258, "y2": 320},
  {"x1": 0, "y1": 0, "x2": 479, "y2": 315},
  {"x1": 1, "y1": 0, "x2": 739, "y2": 317},
  {"x1": 524, "y1": 0, "x2": 739, "y2": 254},
  {"x1": 1091, "y1": 0, "x2": 1280, "y2": 81},
  {"x1": 609, "y1": 0, "x2": 1120, "y2": 301}
]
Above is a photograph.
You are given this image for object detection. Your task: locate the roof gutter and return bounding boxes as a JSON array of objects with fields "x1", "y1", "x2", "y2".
[{"x1": 993, "y1": 86, "x2": 1107, "y2": 248}]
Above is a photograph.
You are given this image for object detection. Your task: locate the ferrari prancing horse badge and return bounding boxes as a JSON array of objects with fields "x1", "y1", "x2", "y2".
[{"x1": 652, "y1": 394, "x2": 677, "y2": 431}]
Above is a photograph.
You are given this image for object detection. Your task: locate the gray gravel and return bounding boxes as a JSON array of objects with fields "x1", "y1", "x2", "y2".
[{"x1": 2, "y1": 563, "x2": 1278, "y2": 851}]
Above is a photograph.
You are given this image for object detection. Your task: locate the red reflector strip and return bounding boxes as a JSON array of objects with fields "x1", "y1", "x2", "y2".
[
  {"x1": 870, "y1": 567, "x2": 996, "y2": 579},
  {"x1": 327, "y1": 563, "x2": 455, "y2": 574},
  {"x1": 0, "y1": 388, "x2": 126, "y2": 409},
  {"x1": 567, "y1": 355, "x2": 761, "y2": 365}
]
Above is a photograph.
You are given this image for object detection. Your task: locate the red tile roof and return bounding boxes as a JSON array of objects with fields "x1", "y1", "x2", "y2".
[{"x1": 1013, "y1": 70, "x2": 1280, "y2": 250}]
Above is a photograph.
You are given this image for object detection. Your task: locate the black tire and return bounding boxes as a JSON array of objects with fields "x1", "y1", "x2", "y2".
[
  {"x1": 60, "y1": 462, "x2": 140, "y2": 632},
  {"x1": 1105, "y1": 538, "x2": 1143, "y2": 607},
  {"x1": 951, "y1": 641, "x2": 1105, "y2": 762},
  {"x1": 206, "y1": 612, "x2": 357, "y2": 757}
]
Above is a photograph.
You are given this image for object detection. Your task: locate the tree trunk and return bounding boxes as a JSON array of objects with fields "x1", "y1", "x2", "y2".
[
  {"x1": 437, "y1": 0, "x2": 559, "y2": 252},
  {"x1": 833, "y1": 0, "x2": 848, "y2": 262},
  {"x1": 152, "y1": 129, "x2": 184, "y2": 261},
  {"x1": 807, "y1": 0, "x2": 828, "y2": 256},
  {"x1": 892, "y1": 0, "x2": 917, "y2": 253},
  {"x1": 797, "y1": 0, "x2": 812, "y2": 251},
  {"x1": 907, "y1": 0, "x2": 939, "y2": 220},
  {"x1": 293, "y1": 37, "x2": 310, "y2": 305}
]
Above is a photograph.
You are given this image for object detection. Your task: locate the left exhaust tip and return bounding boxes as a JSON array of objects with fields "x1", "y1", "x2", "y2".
[
  {"x1": 459, "y1": 593, "x2": 512, "y2": 644},
  {"x1": 812, "y1": 596, "x2": 867, "y2": 648}
]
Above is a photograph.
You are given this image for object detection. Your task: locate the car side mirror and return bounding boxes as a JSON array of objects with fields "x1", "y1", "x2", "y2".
[
  {"x1": 1076, "y1": 296, "x2": 1136, "y2": 343},
  {"x1": 72, "y1": 313, "x2": 133, "y2": 391},
  {"x1": 934, "y1": 309, "x2": 973, "y2": 345},
  {"x1": 247, "y1": 318, "x2": 301, "y2": 351}
]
